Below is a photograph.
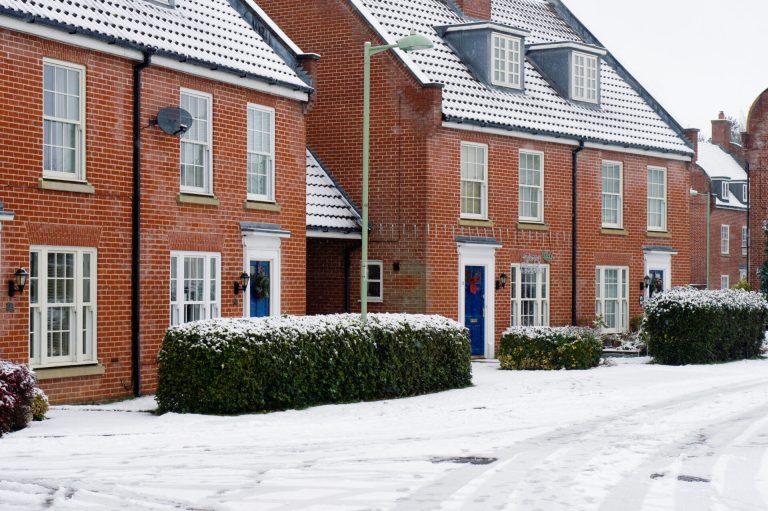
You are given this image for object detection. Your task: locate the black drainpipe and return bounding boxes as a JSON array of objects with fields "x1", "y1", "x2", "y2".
[
  {"x1": 571, "y1": 140, "x2": 585, "y2": 326},
  {"x1": 132, "y1": 49, "x2": 154, "y2": 397},
  {"x1": 746, "y1": 161, "x2": 751, "y2": 283},
  {"x1": 343, "y1": 242, "x2": 361, "y2": 312}
]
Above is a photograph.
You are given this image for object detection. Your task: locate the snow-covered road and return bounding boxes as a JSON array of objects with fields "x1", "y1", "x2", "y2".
[{"x1": 1, "y1": 358, "x2": 768, "y2": 510}]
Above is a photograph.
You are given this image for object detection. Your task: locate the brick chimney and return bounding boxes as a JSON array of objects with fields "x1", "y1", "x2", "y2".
[
  {"x1": 454, "y1": 0, "x2": 491, "y2": 19},
  {"x1": 683, "y1": 128, "x2": 699, "y2": 163},
  {"x1": 711, "y1": 111, "x2": 732, "y2": 148}
]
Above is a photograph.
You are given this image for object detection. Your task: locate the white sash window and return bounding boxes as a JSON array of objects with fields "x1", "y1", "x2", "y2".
[{"x1": 170, "y1": 252, "x2": 220, "y2": 325}]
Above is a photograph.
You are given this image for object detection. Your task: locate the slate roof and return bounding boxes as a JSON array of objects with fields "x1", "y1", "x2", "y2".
[
  {"x1": 352, "y1": 0, "x2": 692, "y2": 155},
  {"x1": 697, "y1": 142, "x2": 747, "y2": 181},
  {"x1": 306, "y1": 149, "x2": 362, "y2": 234},
  {"x1": 0, "y1": 0, "x2": 311, "y2": 91}
]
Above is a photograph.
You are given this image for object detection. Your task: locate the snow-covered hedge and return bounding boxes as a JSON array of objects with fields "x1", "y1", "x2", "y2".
[
  {"x1": 156, "y1": 314, "x2": 472, "y2": 414},
  {"x1": 498, "y1": 326, "x2": 602, "y2": 370},
  {"x1": 0, "y1": 361, "x2": 37, "y2": 436},
  {"x1": 644, "y1": 288, "x2": 768, "y2": 365}
]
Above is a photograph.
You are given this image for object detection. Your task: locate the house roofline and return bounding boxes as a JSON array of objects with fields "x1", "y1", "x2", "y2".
[
  {"x1": 307, "y1": 146, "x2": 363, "y2": 222},
  {"x1": 547, "y1": 0, "x2": 693, "y2": 153},
  {"x1": 0, "y1": 6, "x2": 313, "y2": 97}
]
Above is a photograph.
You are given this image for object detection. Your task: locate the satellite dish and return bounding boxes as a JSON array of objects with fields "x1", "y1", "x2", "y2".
[{"x1": 155, "y1": 107, "x2": 193, "y2": 136}]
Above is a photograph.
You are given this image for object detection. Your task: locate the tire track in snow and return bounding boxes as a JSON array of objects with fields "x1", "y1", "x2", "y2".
[{"x1": 394, "y1": 376, "x2": 768, "y2": 511}]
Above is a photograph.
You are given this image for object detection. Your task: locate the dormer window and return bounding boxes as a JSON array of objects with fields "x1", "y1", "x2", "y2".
[
  {"x1": 721, "y1": 181, "x2": 730, "y2": 199},
  {"x1": 572, "y1": 51, "x2": 598, "y2": 103},
  {"x1": 492, "y1": 33, "x2": 522, "y2": 89}
]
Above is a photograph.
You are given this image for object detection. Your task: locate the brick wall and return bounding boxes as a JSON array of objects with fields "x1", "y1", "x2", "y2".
[
  {"x1": 746, "y1": 89, "x2": 768, "y2": 289},
  {"x1": 0, "y1": 29, "x2": 307, "y2": 403}
]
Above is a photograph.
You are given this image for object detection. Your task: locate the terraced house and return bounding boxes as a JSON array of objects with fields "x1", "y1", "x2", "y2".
[
  {"x1": 0, "y1": 0, "x2": 330, "y2": 403},
  {"x1": 261, "y1": 0, "x2": 695, "y2": 356}
]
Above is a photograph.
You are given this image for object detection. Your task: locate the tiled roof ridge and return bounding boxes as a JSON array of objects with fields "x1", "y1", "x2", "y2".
[{"x1": 545, "y1": 0, "x2": 692, "y2": 152}]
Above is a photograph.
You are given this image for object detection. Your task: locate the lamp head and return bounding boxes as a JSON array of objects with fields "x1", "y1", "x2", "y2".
[{"x1": 396, "y1": 33, "x2": 433, "y2": 52}]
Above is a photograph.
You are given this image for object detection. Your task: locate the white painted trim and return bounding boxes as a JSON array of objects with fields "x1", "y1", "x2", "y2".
[
  {"x1": 242, "y1": 232, "x2": 283, "y2": 318},
  {"x1": 646, "y1": 165, "x2": 668, "y2": 232},
  {"x1": 643, "y1": 251, "x2": 673, "y2": 296},
  {"x1": 445, "y1": 23, "x2": 530, "y2": 38},
  {"x1": 246, "y1": 103, "x2": 276, "y2": 202},
  {"x1": 347, "y1": 0, "x2": 438, "y2": 87},
  {"x1": 601, "y1": 160, "x2": 623, "y2": 229},
  {"x1": 442, "y1": 122, "x2": 693, "y2": 161},
  {"x1": 518, "y1": 149, "x2": 545, "y2": 224},
  {"x1": 0, "y1": 18, "x2": 309, "y2": 102},
  {"x1": 306, "y1": 230, "x2": 362, "y2": 240},
  {"x1": 527, "y1": 41, "x2": 607, "y2": 56},
  {"x1": 457, "y1": 242, "x2": 498, "y2": 358}
]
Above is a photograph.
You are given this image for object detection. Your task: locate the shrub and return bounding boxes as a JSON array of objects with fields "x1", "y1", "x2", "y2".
[
  {"x1": 0, "y1": 361, "x2": 37, "y2": 436},
  {"x1": 733, "y1": 278, "x2": 751, "y2": 291},
  {"x1": 157, "y1": 314, "x2": 472, "y2": 414},
  {"x1": 31, "y1": 388, "x2": 49, "y2": 421},
  {"x1": 644, "y1": 288, "x2": 768, "y2": 365},
  {"x1": 498, "y1": 326, "x2": 602, "y2": 370}
]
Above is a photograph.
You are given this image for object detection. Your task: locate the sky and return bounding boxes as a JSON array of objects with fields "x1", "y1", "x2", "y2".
[{"x1": 562, "y1": 0, "x2": 768, "y2": 140}]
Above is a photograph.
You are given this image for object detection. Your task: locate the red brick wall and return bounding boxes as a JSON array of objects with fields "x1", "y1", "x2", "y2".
[
  {"x1": 306, "y1": 238, "x2": 359, "y2": 314},
  {"x1": 454, "y1": 0, "x2": 492, "y2": 19},
  {"x1": 689, "y1": 166, "x2": 711, "y2": 286},
  {"x1": 261, "y1": 0, "x2": 692, "y2": 351},
  {"x1": 746, "y1": 89, "x2": 768, "y2": 289},
  {"x1": 0, "y1": 29, "x2": 307, "y2": 403}
]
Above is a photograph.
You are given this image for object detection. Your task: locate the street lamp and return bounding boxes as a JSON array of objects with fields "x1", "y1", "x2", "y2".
[
  {"x1": 360, "y1": 32, "x2": 433, "y2": 323},
  {"x1": 690, "y1": 188, "x2": 711, "y2": 288}
]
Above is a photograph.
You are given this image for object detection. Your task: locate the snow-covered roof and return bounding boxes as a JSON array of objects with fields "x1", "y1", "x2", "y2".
[
  {"x1": 306, "y1": 149, "x2": 362, "y2": 234},
  {"x1": 0, "y1": 0, "x2": 311, "y2": 91},
  {"x1": 352, "y1": 0, "x2": 691, "y2": 155},
  {"x1": 697, "y1": 142, "x2": 747, "y2": 181}
]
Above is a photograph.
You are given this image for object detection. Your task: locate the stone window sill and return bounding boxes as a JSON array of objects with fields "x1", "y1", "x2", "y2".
[
  {"x1": 34, "y1": 363, "x2": 105, "y2": 381},
  {"x1": 601, "y1": 227, "x2": 628, "y2": 236},
  {"x1": 244, "y1": 200, "x2": 281, "y2": 212},
  {"x1": 177, "y1": 193, "x2": 220, "y2": 206},
  {"x1": 646, "y1": 230, "x2": 671, "y2": 239},
  {"x1": 39, "y1": 178, "x2": 95, "y2": 194},
  {"x1": 459, "y1": 218, "x2": 494, "y2": 227},
  {"x1": 518, "y1": 222, "x2": 549, "y2": 231}
]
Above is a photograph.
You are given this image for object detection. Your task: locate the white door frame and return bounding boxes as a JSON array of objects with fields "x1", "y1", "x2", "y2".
[
  {"x1": 457, "y1": 242, "x2": 498, "y2": 358},
  {"x1": 643, "y1": 249, "x2": 676, "y2": 297},
  {"x1": 242, "y1": 232, "x2": 286, "y2": 318}
]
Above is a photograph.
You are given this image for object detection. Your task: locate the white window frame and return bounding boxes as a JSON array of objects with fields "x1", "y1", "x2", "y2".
[
  {"x1": 246, "y1": 104, "x2": 276, "y2": 202},
  {"x1": 491, "y1": 33, "x2": 522, "y2": 89},
  {"x1": 595, "y1": 266, "x2": 629, "y2": 334},
  {"x1": 721, "y1": 224, "x2": 730, "y2": 255},
  {"x1": 170, "y1": 251, "x2": 221, "y2": 326},
  {"x1": 29, "y1": 246, "x2": 97, "y2": 368},
  {"x1": 42, "y1": 58, "x2": 86, "y2": 182},
  {"x1": 366, "y1": 260, "x2": 384, "y2": 303},
  {"x1": 721, "y1": 275, "x2": 730, "y2": 289},
  {"x1": 647, "y1": 166, "x2": 667, "y2": 232},
  {"x1": 601, "y1": 160, "x2": 623, "y2": 228},
  {"x1": 510, "y1": 264, "x2": 550, "y2": 327},
  {"x1": 742, "y1": 225, "x2": 748, "y2": 256},
  {"x1": 460, "y1": 142, "x2": 488, "y2": 219},
  {"x1": 571, "y1": 51, "x2": 598, "y2": 103},
  {"x1": 519, "y1": 150, "x2": 544, "y2": 223},
  {"x1": 743, "y1": 184, "x2": 748, "y2": 201},
  {"x1": 179, "y1": 88, "x2": 213, "y2": 195},
  {"x1": 721, "y1": 181, "x2": 730, "y2": 200}
]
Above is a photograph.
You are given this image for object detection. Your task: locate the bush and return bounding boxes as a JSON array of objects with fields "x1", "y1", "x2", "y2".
[
  {"x1": 0, "y1": 361, "x2": 37, "y2": 436},
  {"x1": 644, "y1": 288, "x2": 768, "y2": 365},
  {"x1": 157, "y1": 314, "x2": 472, "y2": 414},
  {"x1": 31, "y1": 388, "x2": 49, "y2": 421},
  {"x1": 733, "y1": 278, "x2": 751, "y2": 291},
  {"x1": 498, "y1": 326, "x2": 602, "y2": 370}
]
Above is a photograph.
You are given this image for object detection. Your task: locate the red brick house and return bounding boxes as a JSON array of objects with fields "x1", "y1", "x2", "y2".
[
  {"x1": 687, "y1": 114, "x2": 748, "y2": 290},
  {"x1": 0, "y1": 0, "x2": 317, "y2": 402},
  {"x1": 262, "y1": 0, "x2": 694, "y2": 356},
  {"x1": 746, "y1": 90, "x2": 768, "y2": 289}
]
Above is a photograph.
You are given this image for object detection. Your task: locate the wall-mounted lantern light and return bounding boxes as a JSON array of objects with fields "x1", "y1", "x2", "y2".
[
  {"x1": 8, "y1": 268, "x2": 29, "y2": 297},
  {"x1": 495, "y1": 272, "x2": 508, "y2": 291},
  {"x1": 640, "y1": 275, "x2": 651, "y2": 291},
  {"x1": 233, "y1": 272, "x2": 250, "y2": 295}
]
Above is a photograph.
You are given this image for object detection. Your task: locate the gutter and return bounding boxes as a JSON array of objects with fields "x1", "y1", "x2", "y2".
[
  {"x1": 572, "y1": 140, "x2": 585, "y2": 326},
  {"x1": 132, "y1": 48, "x2": 154, "y2": 398}
]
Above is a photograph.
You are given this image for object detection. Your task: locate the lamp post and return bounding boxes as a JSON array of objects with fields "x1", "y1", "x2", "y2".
[
  {"x1": 690, "y1": 188, "x2": 711, "y2": 288},
  {"x1": 360, "y1": 33, "x2": 433, "y2": 323}
]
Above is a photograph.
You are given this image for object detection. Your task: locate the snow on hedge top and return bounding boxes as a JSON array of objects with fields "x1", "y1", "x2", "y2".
[
  {"x1": 167, "y1": 314, "x2": 466, "y2": 349},
  {"x1": 644, "y1": 288, "x2": 768, "y2": 316},
  {"x1": 502, "y1": 325, "x2": 594, "y2": 340}
]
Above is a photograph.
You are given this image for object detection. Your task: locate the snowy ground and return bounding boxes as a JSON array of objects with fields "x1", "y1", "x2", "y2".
[{"x1": 2, "y1": 357, "x2": 768, "y2": 510}]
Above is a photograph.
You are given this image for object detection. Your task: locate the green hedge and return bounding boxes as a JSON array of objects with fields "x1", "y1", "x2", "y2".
[
  {"x1": 498, "y1": 326, "x2": 602, "y2": 370},
  {"x1": 157, "y1": 314, "x2": 472, "y2": 414},
  {"x1": 644, "y1": 288, "x2": 768, "y2": 365}
]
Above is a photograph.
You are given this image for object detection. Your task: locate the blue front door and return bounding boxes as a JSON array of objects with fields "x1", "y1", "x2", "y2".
[
  {"x1": 464, "y1": 266, "x2": 485, "y2": 356},
  {"x1": 250, "y1": 260, "x2": 270, "y2": 317}
]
